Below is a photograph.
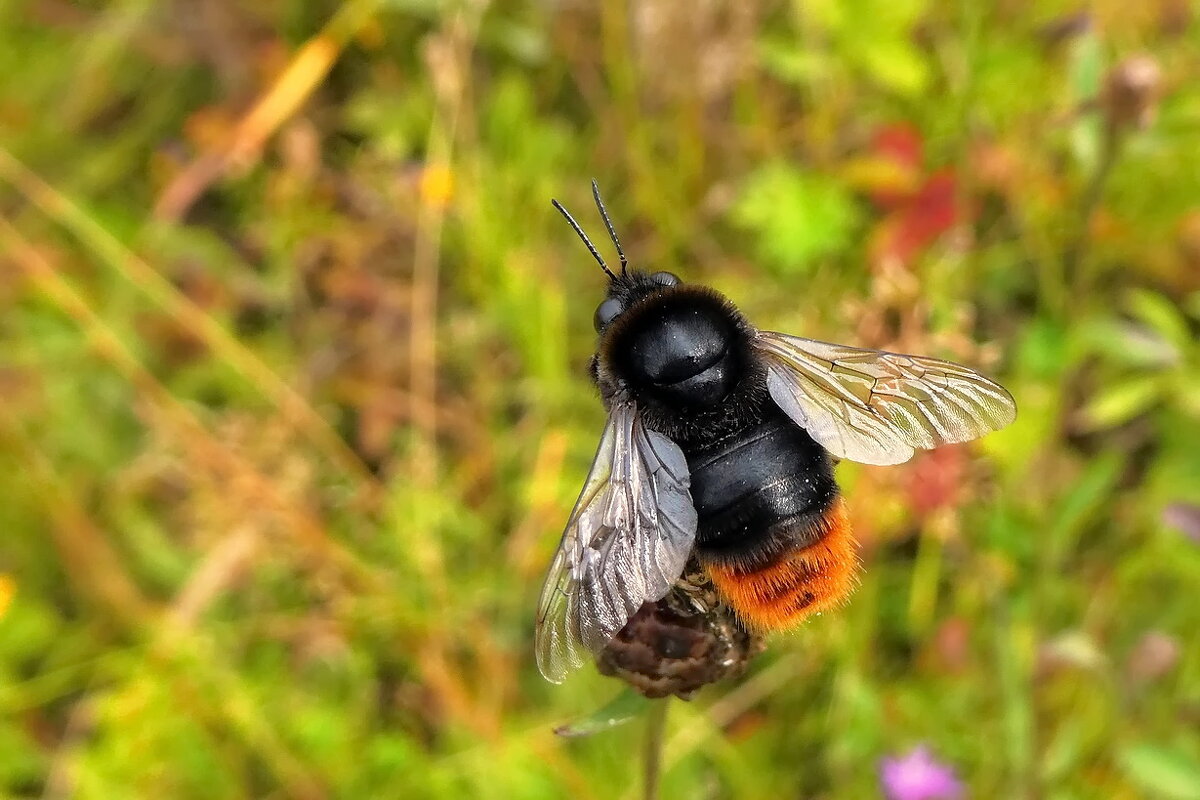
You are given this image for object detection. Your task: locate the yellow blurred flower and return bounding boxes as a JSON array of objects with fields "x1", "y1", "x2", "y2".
[
  {"x1": 420, "y1": 164, "x2": 454, "y2": 209},
  {"x1": 0, "y1": 574, "x2": 14, "y2": 619}
]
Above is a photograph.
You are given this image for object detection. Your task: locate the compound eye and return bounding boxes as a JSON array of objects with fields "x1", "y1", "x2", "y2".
[
  {"x1": 650, "y1": 271, "x2": 680, "y2": 287},
  {"x1": 594, "y1": 297, "x2": 624, "y2": 331}
]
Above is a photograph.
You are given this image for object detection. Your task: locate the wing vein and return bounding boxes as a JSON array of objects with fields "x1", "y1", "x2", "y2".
[{"x1": 757, "y1": 331, "x2": 1016, "y2": 465}]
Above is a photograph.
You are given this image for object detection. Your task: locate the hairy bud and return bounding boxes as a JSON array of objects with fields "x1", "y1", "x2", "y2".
[{"x1": 1101, "y1": 55, "x2": 1163, "y2": 132}]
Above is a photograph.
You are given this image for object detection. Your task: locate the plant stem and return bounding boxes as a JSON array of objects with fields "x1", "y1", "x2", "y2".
[
  {"x1": 1063, "y1": 123, "x2": 1122, "y2": 295},
  {"x1": 642, "y1": 699, "x2": 670, "y2": 800}
]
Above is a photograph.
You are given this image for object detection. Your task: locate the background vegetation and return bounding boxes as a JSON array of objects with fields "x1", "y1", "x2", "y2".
[{"x1": 1, "y1": 1, "x2": 1199, "y2": 797}]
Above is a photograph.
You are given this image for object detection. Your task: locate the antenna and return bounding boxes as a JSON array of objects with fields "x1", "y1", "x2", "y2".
[
  {"x1": 550, "y1": 198, "x2": 617, "y2": 281},
  {"x1": 591, "y1": 179, "x2": 628, "y2": 275}
]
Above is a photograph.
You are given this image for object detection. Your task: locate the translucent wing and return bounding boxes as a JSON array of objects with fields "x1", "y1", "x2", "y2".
[
  {"x1": 756, "y1": 331, "x2": 1017, "y2": 466},
  {"x1": 535, "y1": 399, "x2": 698, "y2": 683}
]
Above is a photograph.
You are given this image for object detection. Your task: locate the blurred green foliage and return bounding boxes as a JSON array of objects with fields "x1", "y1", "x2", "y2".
[
  {"x1": 732, "y1": 162, "x2": 860, "y2": 275},
  {"x1": 1, "y1": 1, "x2": 1199, "y2": 798}
]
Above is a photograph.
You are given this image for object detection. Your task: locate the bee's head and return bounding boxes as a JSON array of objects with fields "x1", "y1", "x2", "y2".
[
  {"x1": 552, "y1": 185, "x2": 750, "y2": 409},
  {"x1": 592, "y1": 269, "x2": 681, "y2": 331}
]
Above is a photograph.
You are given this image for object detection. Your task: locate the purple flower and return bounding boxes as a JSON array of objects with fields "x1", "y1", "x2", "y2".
[{"x1": 880, "y1": 745, "x2": 964, "y2": 800}]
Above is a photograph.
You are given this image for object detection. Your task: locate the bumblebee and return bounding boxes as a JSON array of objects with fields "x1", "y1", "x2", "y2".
[{"x1": 535, "y1": 183, "x2": 1016, "y2": 685}]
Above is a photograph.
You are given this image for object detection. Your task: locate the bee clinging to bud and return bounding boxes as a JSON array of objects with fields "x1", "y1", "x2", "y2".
[{"x1": 536, "y1": 182, "x2": 1016, "y2": 694}]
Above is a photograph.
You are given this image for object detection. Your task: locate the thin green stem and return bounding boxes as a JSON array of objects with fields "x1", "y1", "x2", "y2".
[
  {"x1": 642, "y1": 699, "x2": 670, "y2": 800},
  {"x1": 1063, "y1": 124, "x2": 1123, "y2": 294}
]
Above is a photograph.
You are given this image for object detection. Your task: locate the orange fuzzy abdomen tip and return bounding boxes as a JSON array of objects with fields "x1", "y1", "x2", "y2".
[{"x1": 706, "y1": 498, "x2": 859, "y2": 634}]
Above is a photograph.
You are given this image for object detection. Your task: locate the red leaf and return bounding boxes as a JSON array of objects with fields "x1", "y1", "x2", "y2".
[
  {"x1": 905, "y1": 446, "x2": 968, "y2": 516},
  {"x1": 869, "y1": 124, "x2": 926, "y2": 209},
  {"x1": 872, "y1": 123, "x2": 924, "y2": 170},
  {"x1": 869, "y1": 171, "x2": 965, "y2": 267}
]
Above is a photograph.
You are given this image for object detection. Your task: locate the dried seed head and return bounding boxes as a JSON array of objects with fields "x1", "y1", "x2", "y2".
[
  {"x1": 595, "y1": 565, "x2": 762, "y2": 699},
  {"x1": 1101, "y1": 54, "x2": 1164, "y2": 133},
  {"x1": 1126, "y1": 630, "x2": 1181, "y2": 686}
]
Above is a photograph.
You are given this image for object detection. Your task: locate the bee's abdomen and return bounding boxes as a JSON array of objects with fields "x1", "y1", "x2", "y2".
[
  {"x1": 705, "y1": 498, "x2": 858, "y2": 633},
  {"x1": 680, "y1": 401, "x2": 857, "y2": 634},
  {"x1": 686, "y1": 404, "x2": 837, "y2": 554}
]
